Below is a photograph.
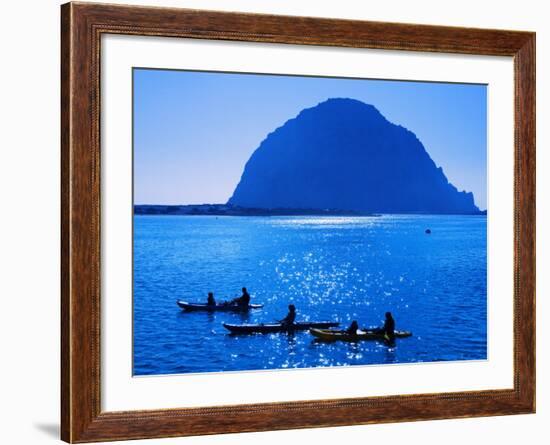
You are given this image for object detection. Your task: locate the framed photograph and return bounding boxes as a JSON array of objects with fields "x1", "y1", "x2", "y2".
[{"x1": 61, "y1": 2, "x2": 535, "y2": 442}]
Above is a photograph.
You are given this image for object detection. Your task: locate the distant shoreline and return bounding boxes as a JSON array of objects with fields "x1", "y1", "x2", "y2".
[{"x1": 134, "y1": 204, "x2": 487, "y2": 217}]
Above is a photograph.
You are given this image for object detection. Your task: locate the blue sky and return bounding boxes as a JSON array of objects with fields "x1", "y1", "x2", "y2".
[{"x1": 134, "y1": 68, "x2": 487, "y2": 209}]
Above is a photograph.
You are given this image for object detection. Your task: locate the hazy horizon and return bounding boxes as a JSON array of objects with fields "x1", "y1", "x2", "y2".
[{"x1": 134, "y1": 69, "x2": 487, "y2": 209}]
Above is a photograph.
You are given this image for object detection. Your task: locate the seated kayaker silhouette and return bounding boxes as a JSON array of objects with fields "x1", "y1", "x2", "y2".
[
  {"x1": 229, "y1": 287, "x2": 251, "y2": 308},
  {"x1": 346, "y1": 320, "x2": 359, "y2": 335},
  {"x1": 279, "y1": 304, "x2": 296, "y2": 326},
  {"x1": 382, "y1": 312, "x2": 395, "y2": 342},
  {"x1": 206, "y1": 292, "x2": 216, "y2": 306},
  {"x1": 371, "y1": 312, "x2": 396, "y2": 342}
]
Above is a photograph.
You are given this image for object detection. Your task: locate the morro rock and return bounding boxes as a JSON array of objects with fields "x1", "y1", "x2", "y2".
[{"x1": 228, "y1": 98, "x2": 479, "y2": 214}]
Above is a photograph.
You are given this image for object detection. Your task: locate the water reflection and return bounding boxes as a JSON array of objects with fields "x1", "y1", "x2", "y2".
[{"x1": 134, "y1": 215, "x2": 487, "y2": 375}]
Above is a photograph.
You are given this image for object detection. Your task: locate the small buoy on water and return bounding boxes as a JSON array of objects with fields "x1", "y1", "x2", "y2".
[{"x1": 425, "y1": 229, "x2": 431, "y2": 234}]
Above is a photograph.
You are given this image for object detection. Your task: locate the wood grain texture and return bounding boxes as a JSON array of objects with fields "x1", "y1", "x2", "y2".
[{"x1": 60, "y1": 2, "x2": 536, "y2": 442}]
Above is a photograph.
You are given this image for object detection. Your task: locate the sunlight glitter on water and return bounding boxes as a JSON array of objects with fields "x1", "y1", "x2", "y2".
[
  {"x1": 133, "y1": 214, "x2": 487, "y2": 375},
  {"x1": 267, "y1": 216, "x2": 382, "y2": 227}
]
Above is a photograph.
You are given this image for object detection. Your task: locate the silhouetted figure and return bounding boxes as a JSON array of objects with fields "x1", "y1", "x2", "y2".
[
  {"x1": 279, "y1": 304, "x2": 296, "y2": 326},
  {"x1": 231, "y1": 287, "x2": 251, "y2": 308},
  {"x1": 347, "y1": 320, "x2": 359, "y2": 335},
  {"x1": 207, "y1": 292, "x2": 216, "y2": 306},
  {"x1": 425, "y1": 228, "x2": 432, "y2": 234},
  {"x1": 383, "y1": 312, "x2": 396, "y2": 342}
]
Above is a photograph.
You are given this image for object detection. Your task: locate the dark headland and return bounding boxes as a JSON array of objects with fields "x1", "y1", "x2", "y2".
[{"x1": 136, "y1": 98, "x2": 485, "y2": 216}]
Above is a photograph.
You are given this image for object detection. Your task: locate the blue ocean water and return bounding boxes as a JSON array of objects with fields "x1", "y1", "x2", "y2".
[{"x1": 133, "y1": 214, "x2": 487, "y2": 376}]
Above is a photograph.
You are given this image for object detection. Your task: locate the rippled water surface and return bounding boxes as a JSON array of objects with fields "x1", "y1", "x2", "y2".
[{"x1": 133, "y1": 214, "x2": 487, "y2": 375}]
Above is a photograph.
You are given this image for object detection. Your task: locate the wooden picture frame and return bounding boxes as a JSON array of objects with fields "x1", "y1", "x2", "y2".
[{"x1": 61, "y1": 2, "x2": 535, "y2": 442}]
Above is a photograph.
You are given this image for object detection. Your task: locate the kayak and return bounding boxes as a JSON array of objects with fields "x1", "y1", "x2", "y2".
[
  {"x1": 223, "y1": 321, "x2": 339, "y2": 334},
  {"x1": 177, "y1": 300, "x2": 263, "y2": 312},
  {"x1": 310, "y1": 328, "x2": 412, "y2": 342}
]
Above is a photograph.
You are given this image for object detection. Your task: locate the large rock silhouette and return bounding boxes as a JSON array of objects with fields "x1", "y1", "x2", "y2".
[{"x1": 228, "y1": 98, "x2": 479, "y2": 214}]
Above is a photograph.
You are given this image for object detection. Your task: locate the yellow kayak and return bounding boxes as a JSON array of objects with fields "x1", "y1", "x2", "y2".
[{"x1": 310, "y1": 328, "x2": 412, "y2": 342}]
